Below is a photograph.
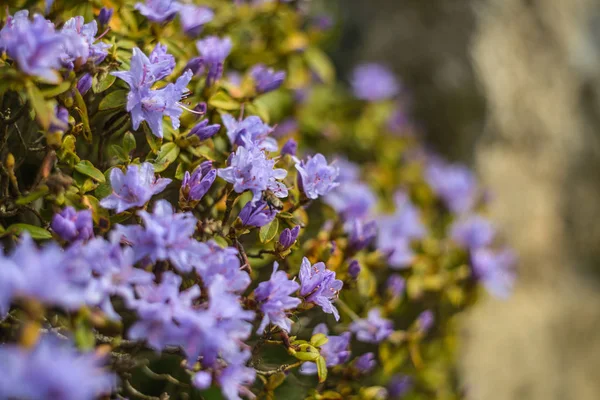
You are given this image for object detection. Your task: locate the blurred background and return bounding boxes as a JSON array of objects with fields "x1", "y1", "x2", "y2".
[{"x1": 329, "y1": 0, "x2": 600, "y2": 399}]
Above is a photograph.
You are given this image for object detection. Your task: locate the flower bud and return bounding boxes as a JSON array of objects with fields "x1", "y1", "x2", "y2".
[
  {"x1": 277, "y1": 225, "x2": 300, "y2": 251},
  {"x1": 98, "y1": 7, "x2": 114, "y2": 27},
  {"x1": 77, "y1": 73, "x2": 93, "y2": 95},
  {"x1": 281, "y1": 138, "x2": 297, "y2": 157},
  {"x1": 348, "y1": 260, "x2": 361, "y2": 279}
]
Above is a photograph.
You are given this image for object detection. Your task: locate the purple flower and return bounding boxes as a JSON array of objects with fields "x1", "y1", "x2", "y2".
[
  {"x1": 112, "y1": 46, "x2": 170, "y2": 89},
  {"x1": 60, "y1": 16, "x2": 111, "y2": 67},
  {"x1": 77, "y1": 73, "x2": 93, "y2": 94},
  {"x1": 272, "y1": 118, "x2": 298, "y2": 138},
  {"x1": 196, "y1": 36, "x2": 232, "y2": 86},
  {"x1": 351, "y1": 63, "x2": 400, "y2": 101},
  {"x1": 350, "y1": 308, "x2": 393, "y2": 343},
  {"x1": 348, "y1": 260, "x2": 361, "y2": 279},
  {"x1": 377, "y1": 192, "x2": 426, "y2": 269},
  {"x1": 221, "y1": 113, "x2": 277, "y2": 151},
  {"x1": 0, "y1": 338, "x2": 115, "y2": 400},
  {"x1": 135, "y1": 0, "x2": 180, "y2": 22},
  {"x1": 472, "y1": 248, "x2": 516, "y2": 298},
  {"x1": 417, "y1": 310, "x2": 434, "y2": 332},
  {"x1": 299, "y1": 257, "x2": 343, "y2": 320},
  {"x1": 189, "y1": 118, "x2": 220, "y2": 140},
  {"x1": 50, "y1": 105, "x2": 69, "y2": 133},
  {"x1": 388, "y1": 375, "x2": 413, "y2": 398},
  {"x1": 250, "y1": 64, "x2": 286, "y2": 93},
  {"x1": 184, "y1": 56, "x2": 204, "y2": 75},
  {"x1": 237, "y1": 200, "x2": 277, "y2": 228},
  {"x1": 425, "y1": 158, "x2": 478, "y2": 214},
  {"x1": 326, "y1": 181, "x2": 376, "y2": 220},
  {"x1": 347, "y1": 219, "x2": 377, "y2": 252},
  {"x1": 192, "y1": 371, "x2": 212, "y2": 389},
  {"x1": 300, "y1": 324, "x2": 351, "y2": 374},
  {"x1": 218, "y1": 362, "x2": 256, "y2": 400},
  {"x1": 98, "y1": 7, "x2": 114, "y2": 26},
  {"x1": 148, "y1": 43, "x2": 176, "y2": 81},
  {"x1": 254, "y1": 262, "x2": 301, "y2": 333},
  {"x1": 114, "y1": 200, "x2": 202, "y2": 272},
  {"x1": 0, "y1": 12, "x2": 65, "y2": 83},
  {"x1": 100, "y1": 162, "x2": 171, "y2": 213},
  {"x1": 296, "y1": 153, "x2": 340, "y2": 200},
  {"x1": 193, "y1": 241, "x2": 251, "y2": 293},
  {"x1": 354, "y1": 352, "x2": 376, "y2": 373},
  {"x1": 277, "y1": 225, "x2": 300, "y2": 250},
  {"x1": 178, "y1": 4, "x2": 214, "y2": 37},
  {"x1": 450, "y1": 215, "x2": 495, "y2": 250},
  {"x1": 181, "y1": 161, "x2": 216, "y2": 202},
  {"x1": 51, "y1": 206, "x2": 94, "y2": 242},
  {"x1": 218, "y1": 144, "x2": 288, "y2": 202},
  {"x1": 281, "y1": 139, "x2": 297, "y2": 156},
  {"x1": 386, "y1": 274, "x2": 405, "y2": 298}
]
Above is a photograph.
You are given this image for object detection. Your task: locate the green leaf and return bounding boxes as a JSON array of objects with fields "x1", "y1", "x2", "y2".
[
  {"x1": 74, "y1": 160, "x2": 106, "y2": 183},
  {"x1": 7, "y1": 223, "x2": 52, "y2": 239},
  {"x1": 145, "y1": 126, "x2": 162, "y2": 152},
  {"x1": 304, "y1": 47, "x2": 335, "y2": 85},
  {"x1": 316, "y1": 356, "x2": 328, "y2": 383},
  {"x1": 209, "y1": 92, "x2": 241, "y2": 111},
  {"x1": 310, "y1": 333, "x2": 329, "y2": 348},
  {"x1": 26, "y1": 82, "x2": 53, "y2": 130},
  {"x1": 98, "y1": 89, "x2": 127, "y2": 111},
  {"x1": 259, "y1": 218, "x2": 279, "y2": 243},
  {"x1": 294, "y1": 351, "x2": 320, "y2": 362},
  {"x1": 41, "y1": 81, "x2": 72, "y2": 98},
  {"x1": 152, "y1": 142, "x2": 180, "y2": 173},
  {"x1": 93, "y1": 73, "x2": 116, "y2": 93},
  {"x1": 213, "y1": 235, "x2": 230, "y2": 248},
  {"x1": 122, "y1": 132, "x2": 137, "y2": 154},
  {"x1": 74, "y1": 314, "x2": 96, "y2": 351},
  {"x1": 15, "y1": 186, "x2": 49, "y2": 205},
  {"x1": 247, "y1": 100, "x2": 270, "y2": 123},
  {"x1": 109, "y1": 144, "x2": 129, "y2": 163},
  {"x1": 73, "y1": 88, "x2": 92, "y2": 141}
]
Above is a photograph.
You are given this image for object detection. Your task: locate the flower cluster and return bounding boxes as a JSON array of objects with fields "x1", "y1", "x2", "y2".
[{"x1": 0, "y1": 2, "x2": 516, "y2": 400}]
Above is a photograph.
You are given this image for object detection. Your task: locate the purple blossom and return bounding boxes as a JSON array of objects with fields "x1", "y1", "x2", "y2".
[
  {"x1": 272, "y1": 118, "x2": 298, "y2": 138},
  {"x1": 354, "y1": 352, "x2": 376, "y2": 373},
  {"x1": 450, "y1": 215, "x2": 495, "y2": 250},
  {"x1": 351, "y1": 63, "x2": 400, "y2": 101},
  {"x1": 192, "y1": 371, "x2": 212, "y2": 389},
  {"x1": 51, "y1": 206, "x2": 94, "y2": 242},
  {"x1": 221, "y1": 113, "x2": 277, "y2": 151},
  {"x1": 0, "y1": 12, "x2": 65, "y2": 83},
  {"x1": 237, "y1": 199, "x2": 278, "y2": 227},
  {"x1": 296, "y1": 153, "x2": 340, "y2": 200},
  {"x1": 218, "y1": 144, "x2": 288, "y2": 202},
  {"x1": 193, "y1": 241, "x2": 251, "y2": 293},
  {"x1": 277, "y1": 225, "x2": 300, "y2": 250},
  {"x1": 218, "y1": 362, "x2": 256, "y2": 400},
  {"x1": 0, "y1": 338, "x2": 115, "y2": 400},
  {"x1": 135, "y1": 0, "x2": 180, "y2": 22},
  {"x1": 299, "y1": 257, "x2": 343, "y2": 320},
  {"x1": 377, "y1": 191, "x2": 425, "y2": 269},
  {"x1": 250, "y1": 64, "x2": 286, "y2": 93},
  {"x1": 112, "y1": 46, "x2": 170, "y2": 89},
  {"x1": 348, "y1": 259, "x2": 361, "y2": 279},
  {"x1": 98, "y1": 7, "x2": 114, "y2": 26},
  {"x1": 50, "y1": 105, "x2": 69, "y2": 133},
  {"x1": 350, "y1": 308, "x2": 393, "y2": 343},
  {"x1": 326, "y1": 181, "x2": 376, "y2": 220},
  {"x1": 181, "y1": 161, "x2": 216, "y2": 202},
  {"x1": 347, "y1": 219, "x2": 378, "y2": 251},
  {"x1": 472, "y1": 248, "x2": 516, "y2": 298},
  {"x1": 254, "y1": 262, "x2": 301, "y2": 333},
  {"x1": 77, "y1": 73, "x2": 93, "y2": 94},
  {"x1": 189, "y1": 118, "x2": 221, "y2": 140},
  {"x1": 386, "y1": 274, "x2": 406, "y2": 298},
  {"x1": 388, "y1": 375, "x2": 413, "y2": 398},
  {"x1": 100, "y1": 162, "x2": 171, "y2": 213},
  {"x1": 60, "y1": 16, "x2": 111, "y2": 68},
  {"x1": 417, "y1": 310, "x2": 434, "y2": 332},
  {"x1": 425, "y1": 158, "x2": 478, "y2": 214},
  {"x1": 113, "y1": 200, "x2": 202, "y2": 272},
  {"x1": 184, "y1": 56, "x2": 204, "y2": 75},
  {"x1": 148, "y1": 43, "x2": 176, "y2": 81},
  {"x1": 281, "y1": 139, "x2": 297, "y2": 156},
  {"x1": 300, "y1": 324, "x2": 351, "y2": 374},
  {"x1": 196, "y1": 36, "x2": 232, "y2": 86},
  {"x1": 178, "y1": 4, "x2": 214, "y2": 36}
]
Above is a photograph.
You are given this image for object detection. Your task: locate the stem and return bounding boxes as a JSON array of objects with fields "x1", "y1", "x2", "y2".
[
  {"x1": 123, "y1": 380, "x2": 161, "y2": 400},
  {"x1": 287, "y1": 199, "x2": 311, "y2": 214},
  {"x1": 247, "y1": 249, "x2": 276, "y2": 258},
  {"x1": 335, "y1": 297, "x2": 361, "y2": 321},
  {"x1": 222, "y1": 189, "x2": 237, "y2": 226},
  {"x1": 255, "y1": 360, "x2": 304, "y2": 376},
  {"x1": 141, "y1": 365, "x2": 189, "y2": 387}
]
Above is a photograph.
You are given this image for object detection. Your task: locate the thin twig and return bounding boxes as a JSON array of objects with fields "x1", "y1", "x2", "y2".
[
  {"x1": 123, "y1": 380, "x2": 161, "y2": 400},
  {"x1": 255, "y1": 360, "x2": 304, "y2": 376},
  {"x1": 141, "y1": 365, "x2": 189, "y2": 387}
]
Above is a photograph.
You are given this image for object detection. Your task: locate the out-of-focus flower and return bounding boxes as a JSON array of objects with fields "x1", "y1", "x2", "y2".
[
  {"x1": 350, "y1": 308, "x2": 393, "y2": 343},
  {"x1": 100, "y1": 162, "x2": 171, "y2": 213},
  {"x1": 351, "y1": 63, "x2": 400, "y2": 101},
  {"x1": 348, "y1": 260, "x2": 361, "y2": 279},
  {"x1": 417, "y1": 310, "x2": 434, "y2": 332},
  {"x1": 277, "y1": 225, "x2": 300, "y2": 251},
  {"x1": 250, "y1": 64, "x2": 286, "y2": 93},
  {"x1": 299, "y1": 257, "x2": 343, "y2": 320},
  {"x1": 472, "y1": 248, "x2": 517, "y2": 298},
  {"x1": 377, "y1": 191, "x2": 425, "y2": 269},
  {"x1": 178, "y1": 4, "x2": 213, "y2": 37},
  {"x1": 49, "y1": 106, "x2": 69, "y2": 133},
  {"x1": 347, "y1": 219, "x2": 377, "y2": 252},
  {"x1": 51, "y1": 206, "x2": 94, "y2": 242},
  {"x1": 218, "y1": 362, "x2": 256, "y2": 400},
  {"x1": 193, "y1": 241, "x2": 251, "y2": 293},
  {"x1": 326, "y1": 181, "x2": 376, "y2": 220},
  {"x1": 135, "y1": 0, "x2": 180, "y2": 22},
  {"x1": 300, "y1": 324, "x2": 351, "y2": 374},
  {"x1": 184, "y1": 56, "x2": 204, "y2": 75},
  {"x1": 296, "y1": 153, "x2": 339, "y2": 200},
  {"x1": 354, "y1": 352, "x2": 376, "y2": 373},
  {"x1": 388, "y1": 375, "x2": 413, "y2": 398},
  {"x1": 196, "y1": 36, "x2": 232, "y2": 86},
  {"x1": 281, "y1": 139, "x2": 297, "y2": 156},
  {"x1": 221, "y1": 113, "x2": 277, "y2": 151},
  {"x1": 0, "y1": 338, "x2": 115, "y2": 400},
  {"x1": 98, "y1": 7, "x2": 114, "y2": 27},
  {"x1": 237, "y1": 200, "x2": 278, "y2": 228},
  {"x1": 218, "y1": 144, "x2": 288, "y2": 202},
  {"x1": 425, "y1": 158, "x2": 478, "y2": 214},
  {"x1": 0, "y1": 11, "x2": 65, "y2": 83},
  {"x1": 386, "y1": 275, "x2": 405, "y2": 298},
  {"x1": 272, "y1": 118, "x2": 298, "y2": 138},
  {"x1": 181, "y1": 161, "x2": 216, "y2": 202},
  {"x1": 254, "y1": 262, "x2": 301, "y2": 333},
  {"x1": 450, "y1": 215, "x2": 495, "y2": 250},
  {"x1": 189, "y1": 118, "x2": 220, "y2": 140}
]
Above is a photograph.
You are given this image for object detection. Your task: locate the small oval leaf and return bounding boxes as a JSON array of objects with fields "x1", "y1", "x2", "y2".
[
  {"x1": 8, "y1": 223, "x2": 52, "y2": 239},
  {"x1": 259, "y1": 218, "x2": 279, "y2": 243},
  {"x1": 74, "y1": 160, "x2": 106, "y2": 183},
  {"x1": 98, "y1": 89, "x2": 127, "y2": 111}
]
